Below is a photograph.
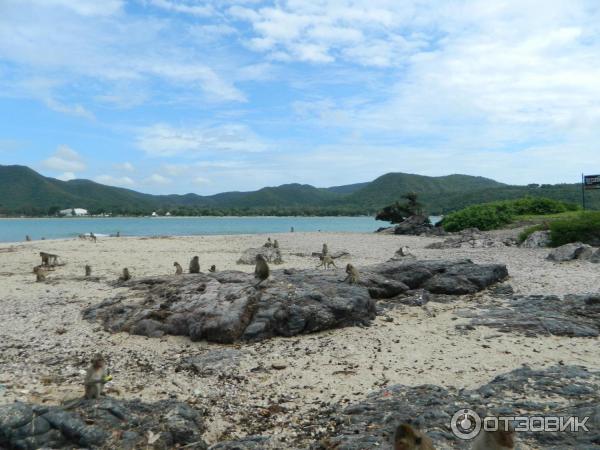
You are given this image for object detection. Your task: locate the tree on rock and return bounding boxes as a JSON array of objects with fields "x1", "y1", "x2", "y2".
[{"x1": 376, "y1": 192, "x2": 423, "y2": 224}]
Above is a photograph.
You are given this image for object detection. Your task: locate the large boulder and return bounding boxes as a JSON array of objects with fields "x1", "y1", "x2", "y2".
[
  {"x1": 547, "y1": 242, "x2": 595, "y2": 262},
  {"x1": 83, "y1": 259, "x2": 507, "y2": 343},
  {"x1": 319, "y1": 365, "x2": 600, "y2": 449},
  {"x1": 519, "y1": 230, "x2": 551, "y2": 248},
  {"x1": 0, "y1": 398, "x2": 207, "y2": 450},
  {"x1": 237, "y1": 247, "x2": 283, "y2": 265},
  {"x1": 393, "y1": 215, "x2": 433, "y2": 235},
  {"x1": 456, "y1": 293, "x2": 600, "y2": 338}
]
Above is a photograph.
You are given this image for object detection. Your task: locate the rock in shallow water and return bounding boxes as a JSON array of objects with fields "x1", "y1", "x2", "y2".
[{"x1": 83, "y1": 259, "x2": 507, "y2": 343}]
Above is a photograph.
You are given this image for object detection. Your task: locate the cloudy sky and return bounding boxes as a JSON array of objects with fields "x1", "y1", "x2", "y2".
[{"x1": 1, "y1": 0, "x2": 599, "y2": 194}]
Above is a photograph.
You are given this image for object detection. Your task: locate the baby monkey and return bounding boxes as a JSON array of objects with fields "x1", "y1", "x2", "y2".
[
  {"x1": 119, "y1": 268, "x2": 131, "y2": 282},
  {"x1": 254, "y1": 254, "x2": 270, "y2": 287},
  {"x1": 209, "y1": 264, "x2": 217, "y2": 273},
  {"x1": 343, "y1": 263, "x2": 359, "y2": 284},
  {"x1": 316, "y1": 254, "x2": 337, "y2": 270},
  {"x1": 394, "y1": 423, "x2": 434, "y2": 450},
  {"x1": 174, "y1": 262, "x2": 183, "y2": 275},
  {"x1": 33, "y1": 266, "x2": 46, "y2": 282},
  {"x1": 84, "y1": 354, "x2": 110, "y2": 399},
  {"x1": 471, "y1": 427, "x2": 515, "y2": 450}
]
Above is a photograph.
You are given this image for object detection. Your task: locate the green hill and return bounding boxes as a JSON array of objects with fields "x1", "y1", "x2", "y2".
[{"x1": 0, "y1": 165, "x2": 598, "y2": 216}]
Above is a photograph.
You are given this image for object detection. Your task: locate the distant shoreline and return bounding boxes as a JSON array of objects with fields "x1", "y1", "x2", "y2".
[{"x1": 0, "y1": 215, "x2": 375, "y2": 220}]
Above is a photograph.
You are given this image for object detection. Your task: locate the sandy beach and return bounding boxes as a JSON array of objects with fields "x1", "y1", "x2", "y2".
[{"x1": 1, "y1": 231, "x2": 599, "y2": 446}]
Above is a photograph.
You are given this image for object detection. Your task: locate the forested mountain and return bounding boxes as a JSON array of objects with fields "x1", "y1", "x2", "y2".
[{"x1": 0, "y1": 165, "x2": 596, "y2": 216}]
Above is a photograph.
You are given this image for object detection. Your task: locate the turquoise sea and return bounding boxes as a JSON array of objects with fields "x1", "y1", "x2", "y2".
[{"x1": 0, "y1": 216, "x2": 384, "y2": 243}]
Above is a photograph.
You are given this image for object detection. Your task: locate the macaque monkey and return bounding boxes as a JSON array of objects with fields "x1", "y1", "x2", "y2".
[
  {"x1": 316, "y1": 255, "x2": 337, "y2": 269},
  {"x1": 263, "y1": 237, "x2": 273, "y2": 248},
  {"x1": 273, "y1": 239, "x2": 279, "y2": 249},
  {"x1": 394, "y1": 423, "x2": 434, "y2": 450},
  {"x1": 254, "y1": 254, "x2": 270, "y2": 288},
  {"x1": 174, "y1": 262, "x2": 183, "y2": 275},
  {"x1": 33, "y1": 266, "x2": 46, "y2": 282},
  {"x1": 85, "y1": 265, "x2": 92, "y2": 277},
  {"x1": 40, "y1": 252, "x2": 59, "y2": 266},
  {"x1": 471, "y1": 428, "x2": 515, "y2": 450},
  {"x1": 84, "y1": 354, "x2": 109, "y2": 399},
  {"x1": 116, "y1": 231, "x2": 120, "y2": 237},
  {"x1": 209, "y1": 265, "x2": 216, "y2": 272},
  {"x1": 90, "y1": 232, "x2": 97, "y2": 243},
  {"x1": 25, "y1": 235, "x2": 31, "y2": 242},
  {"x1": 343, "y1": 263, "x2": 359, "y2": 284},
  {"x1": 322, "y1": 243, "x2": 329, "y2": 256},
  {"x1": 290, "y1": 226, "x2": 294, "y2": 233},
  {"x1": 189, "y1": 256, "x2": 200, "y2": 274},
  {"x1": 119, "y1": 268, "x2": 131, "y2": 282}
]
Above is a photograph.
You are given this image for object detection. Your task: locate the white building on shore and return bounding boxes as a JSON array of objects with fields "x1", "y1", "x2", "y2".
[{"x1": 59, "y1": 208, "x2": 89, "y2": 216}]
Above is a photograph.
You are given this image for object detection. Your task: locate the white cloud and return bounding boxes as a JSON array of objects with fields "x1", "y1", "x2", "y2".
[
  {"x1": 193, "y1": 176, "x2": 211, "y2": 185},
  {"x1": 147, "y1": 0, "x2": 214, "y2": 17},
  {"x1": 146, "y1": 174, "x2": 172, "y2": 185},
  {"x1": 95, "y1": 174, "x2": 135, "y2": 186},
  {"x1": 42, "y1": 145, "x2": 86, "y2": 173},
  {"x1": 136, "y1": 123, "x2": 267, "y2": 157},
  {"x1": 114, "y1": 162, "x2": 135, "y2": 172},
  {"x1": 57, "y1": 171, "x2": 77, "y2": 181},
  {"x1": 44, "y1": 98, "x2": 95, "y2": 120}
]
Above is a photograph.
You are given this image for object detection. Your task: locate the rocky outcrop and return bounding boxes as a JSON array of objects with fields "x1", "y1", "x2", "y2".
[
  {"x1": 318, "y1": 365, "x2": 600, "y2": 449},
  {"x1": 83, "y1": 259, "x2": 507, "y2": 343},
  {"x1": 520, "y1": 230, "x2": 551, "y2": 248},
  {"x1": 237, "y1": 247, "x2": 283, "y2": 265},
  {"x1": 0, "y1": 398, "x2": 207, "y2": 450},
  {"x1": 455, "y1": 293, "x2": 600, "y2": 337},
  {"x1": 426, "y1": 228, "x2": 516, "y2": 249},
  {"x1": 393, "y1": 215, "x2": 443, "y2": 236},
  {"x1": 547, "y1": 243, "x2": 600, "y2": 263}
]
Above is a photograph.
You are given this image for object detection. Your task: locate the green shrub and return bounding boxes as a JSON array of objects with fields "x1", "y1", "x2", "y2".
[
  {"x1": 549, "y1": 212, "x2": 600, "y2": 247},
  {"x1": 441, "y1": 197, "x2": 579, "y2": 232},
  {"x1": 517, "y1": 224, "x2": 549, "y2": 243}
]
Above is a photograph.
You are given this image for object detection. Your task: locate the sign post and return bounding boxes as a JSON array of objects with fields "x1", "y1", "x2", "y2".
[{"x1": 582, "y1": 174, "x2": 600, "y2": 210}]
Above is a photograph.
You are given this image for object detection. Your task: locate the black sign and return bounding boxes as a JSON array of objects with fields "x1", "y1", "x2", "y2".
[{"x1": 584, "y1": 175, "x2": 600, "y2": 190}]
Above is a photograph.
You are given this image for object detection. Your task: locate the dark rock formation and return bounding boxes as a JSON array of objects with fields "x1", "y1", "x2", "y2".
[
  {"x1": 83, "y1": 260, "x2": 507, "y2": 343},
  {"x1": 455, "y1": 293, "x2": 600, "y2": 337},
  {"x1": 393, "y1": 215, "x2": 440, "y2": 236},
  {"x1": 0, "y1": 398, "x2": 207, "y2": 450},
  {"x1": 547, "y1": 243, "x2": 599, "y2": 263},
  {"x1": 426, "y1": 228, "x2": 516, "y2": 249},
  {"x1": 520, "y1": 230, "x2": 551, "y2": 248},
  {"x1": 237, "y1": 247, "x2": 283, "y2": 265},
  {"x1": 317, "y1": 365, "x2": 600, "y2": 449}
]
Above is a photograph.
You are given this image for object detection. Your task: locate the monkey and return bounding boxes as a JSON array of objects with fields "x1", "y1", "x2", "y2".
[
  {"x1": 263, "y1": 237, "x2": 273, "y2": 248},
  {"x1": 85, "y1": 265, "x2": 92, "y2": 277},
  {"x1": 90, "y1": 233, "x2": 97, "y2": 243},
  {"x1": 40, "y1": 252, "x2": 59, "y2": 266},
  {"x1": 116, "y1": 231, "x2": 120, "y2": 237},
  {"x1": 316, "y1": 254, "x2": 337, "y2": 270},
  {"x1": 471, "y1": 427, "x2": 515, "y2": 450},
  {"x1": 25, "y1": 235, "x2": 31, "y2": 242},
  {"x1": 322, "y1": 243, "x2": 329, "y2": 256},
  {"x1": 174, "y1": 262, "x2": 183, "y2": 275},
  {"x1": 209, "y1": 264, "x2": 216, "y2": 272},
  {"x1": 343, "y1": 263, "x2": 359, "y2": 284},
  {"x1": 84, "y1": 354, "x2": 109, "y2": 399},
  {"x1": 189, "y1": 256, "x2": 200, "y2": 274},
  {"x1": 394, "y1": 423, "x2": 434, "y2": 450},
  {"x1": 33, "y1": 266, "x2": 46, "y2": 282},
  {"x1": 273, "y1": 239, "x2": 279, "y2": 249},
  {"x1": 119, "y1": 268, "x2": 131, "y2": 282},
  {"x1": 254, "y1": 254, "x2": 270, "y2": 288},
  {"x1": 290, "y1": 226, "x2": 294, "y2": 233}
]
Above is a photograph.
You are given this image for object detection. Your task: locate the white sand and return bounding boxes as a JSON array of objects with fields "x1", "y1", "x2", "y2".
[{"x1": 0, "y1": 231, "x2": 599, "y2": 444}]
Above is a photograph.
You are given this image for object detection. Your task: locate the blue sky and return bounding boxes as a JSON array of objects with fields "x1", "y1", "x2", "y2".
[{"x1": 1, "y1": 0, "x2": 599, "y2": 194}]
